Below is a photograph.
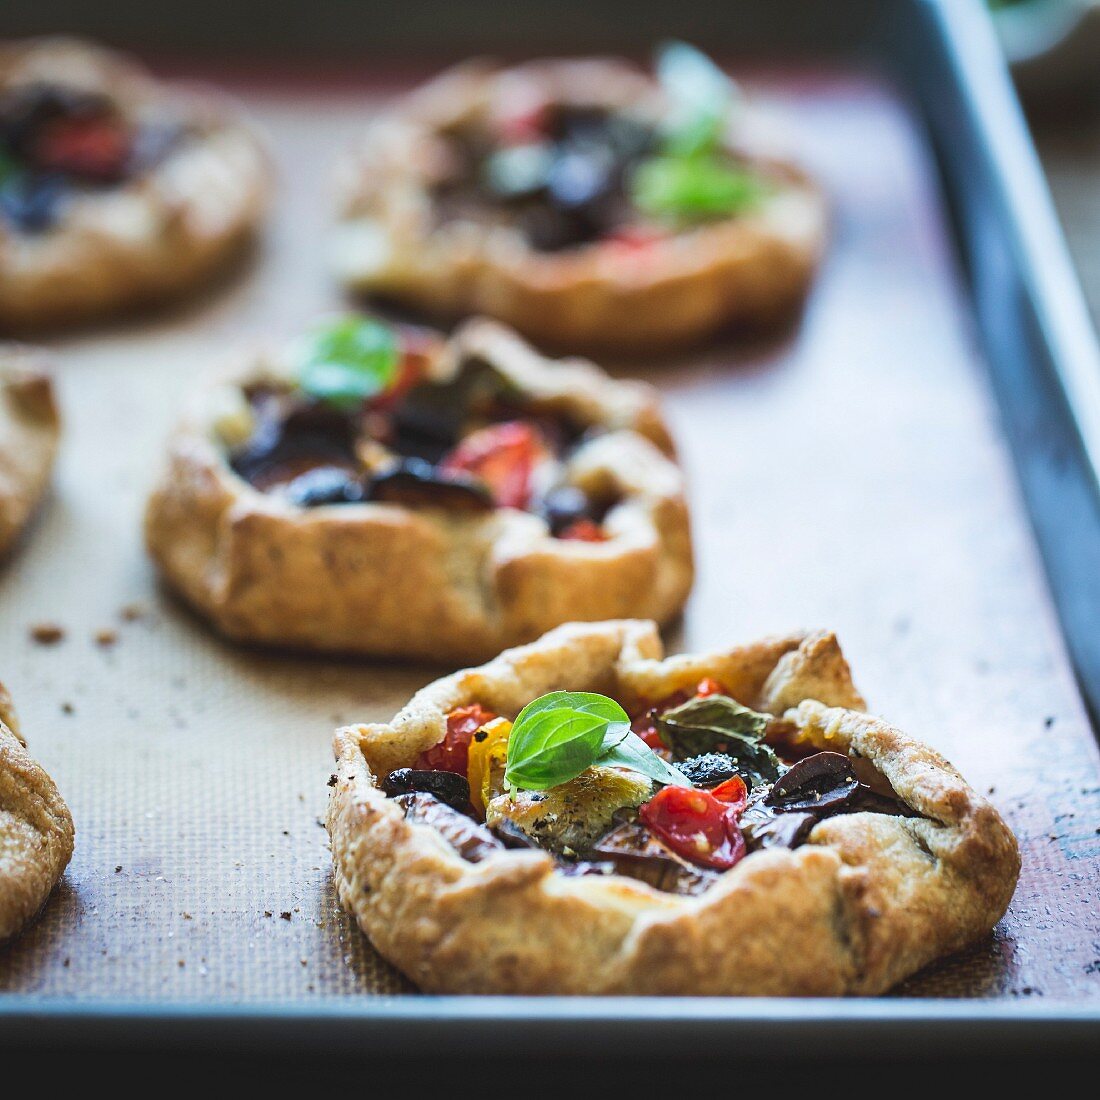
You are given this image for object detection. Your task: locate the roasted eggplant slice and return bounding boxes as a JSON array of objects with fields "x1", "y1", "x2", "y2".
[
  {"x1": 588, "y1": 822, "x2": 720, "y2": 896},
  {"x1": 396, "y1": 792, "x2": 502, "y2": 862},
  {"x1": 765, "y1": 751, "x2": 858, "y2": 813},
  {"x1": 367, "y1": 458, "x2": 493, "y2": 512}
]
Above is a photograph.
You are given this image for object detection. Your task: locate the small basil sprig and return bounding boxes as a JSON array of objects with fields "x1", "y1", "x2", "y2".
[
  {"x1": 630, "y1": 41, "x2": 763, "y2": 224},
  {"x1": 504, "y1": 691, "x2": 690, "y2": 792},
  {"x1": 294, "y1": 315, "x2": 400, "y2": 409},
  {"x1": 656, "y1": 40, "x2": 737, "y2": 159}
]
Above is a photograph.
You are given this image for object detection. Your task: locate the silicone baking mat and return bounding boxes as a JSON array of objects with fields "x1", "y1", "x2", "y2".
[{"x1": 1, "y1": 66, "x2": 1098, "y2": 1003}]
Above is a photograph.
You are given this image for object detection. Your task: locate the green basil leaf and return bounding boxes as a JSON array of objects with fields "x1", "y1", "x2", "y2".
[
  {"x1": 631, "y1": 154, "x2": 764, "y2": 223},
  {"x1": 656, "y1": 40, "x2": 735, "y2": 159},
  {"x1": 294, "y1": 316, "x2": 400, "y2": 409},
  {"x1": 504, "y1": 692, "x2": 629, "y2": 791},
  {"x1": 597, "y1": 729, "x2": 691, "y2": 787},
  {"x1": 657, "y1": 694, "x2": 782, "y2": 788}
]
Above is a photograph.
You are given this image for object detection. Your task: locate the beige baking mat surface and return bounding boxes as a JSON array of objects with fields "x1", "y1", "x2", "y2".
[{"x1": 1, "y1": 68, "x2": 1098, "y2": 1003}]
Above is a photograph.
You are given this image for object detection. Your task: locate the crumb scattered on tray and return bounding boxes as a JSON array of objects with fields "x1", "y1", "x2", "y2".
[
  {"x1": 280, "y1": 911, "x2": 292, "y2": 921},
  {"x1": 94, "y1": 628, "x2": 119, "y2": 647},
  {"x1": 119, "y1": 602, "x2": 148, "y2": 622},
  {"x1": 61, "y1": 702, "x2": 75, "y2": 715},
  {"x1": 30, "y1": 622, "x2": 65, "y2": 645}
]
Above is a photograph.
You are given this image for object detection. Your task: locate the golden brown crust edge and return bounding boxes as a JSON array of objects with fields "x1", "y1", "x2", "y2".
[
  {"x1": 145, "y1": 320, "x2": 694, "y2": 663},
  {"x1": 333, "y1": 59, "x2": 827, "y2": 354},
  {"x1": 327, "y1": 620, "x2": 1020, "y2": 995},
  {"x1": 0, "y1": 38, "x2": 270, "y2": 331},
  {"x1": 0, "y1": 681, "x2": 75, "y2": 944},
  {"x1": 0, "y1": 350, "x2": 60, "y2": 557}
]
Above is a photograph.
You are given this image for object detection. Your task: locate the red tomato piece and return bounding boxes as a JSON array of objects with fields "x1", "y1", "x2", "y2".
[
  {"x1": 602, "y1": 225, "x2": 665, "y2": 256},
  {"x1": 415, "y1": 703, "x2": 497, "y2": 775},
  {"x1": 694, "y1": 677, "x2": 728, "y2": 698},
  {"x1": 639, "y1": 786, "x2": 746, "y2": 871},
  {"x1": 495, "y1": 101, "x2": 551, "y2": 145},
  {"x1": 440, "y1": 421, "x2": 545, "y2": 509},
  {"x1": 33, "y1": 116, "x2": 131, "y2": 182},
  {"x1": 710, "y1": 775, "x2": 748, "y2": 815},
  {"x1": 558, "y1": 518, "x2": 608, "y2": 542}
]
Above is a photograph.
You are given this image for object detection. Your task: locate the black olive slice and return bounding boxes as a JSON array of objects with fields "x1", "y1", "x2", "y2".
[
  {"x1": 395, "y1": 791, "x2": 502, "y2": 863},
  {"x1": 367, "y1": 459, "x2": 493, "y2": 513},
  {"x1": 677, "y1": 753, "x2": 741, "y2": 789},
  {"x1": 0, "y1": 174, "x2": 66, "y2": 232},
  {"x1": 765, "y1": 751, "x2": 859, "y2": 813},
  {"x1": 282, "y1": 466, "x2": 366, "y2": 507},
  {"x1": 383, "y1": 768, "x2": 472, "y2": 813}
]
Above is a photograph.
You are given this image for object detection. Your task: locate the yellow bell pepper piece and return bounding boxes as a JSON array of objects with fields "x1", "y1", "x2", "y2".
[{"x1": 467, "y1": 717, "x2": 512, "y2": 817}]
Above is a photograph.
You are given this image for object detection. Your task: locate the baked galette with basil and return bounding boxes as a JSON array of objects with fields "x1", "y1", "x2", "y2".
[
  {"x1": 328, "y1": 620, "x2": 1019, "y2": 995},
  {"x1": 145, "y1": 317, "x2": 692, "y2": 662},
  {"x1": 332, "y1": 43, "x2": 825, "y2": 352},
  {"x1": 0, "y1": 37, "x2": 268, "y2": 330},
  {"x1": 1, "y1": 347, "x2": 59, "y2": 557}
]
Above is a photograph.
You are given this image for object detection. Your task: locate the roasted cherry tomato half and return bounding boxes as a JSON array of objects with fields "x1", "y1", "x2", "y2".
[
  {"x1": 440, "y1": 421, "x2": 545, "y2": 510},
  {"x1": 639, "y1": 785, "x2": 746, "y2": 871},
  {"x1": 32, "y1": 115, "x2": 132, "y2": 182},
  {"x1": 710, "y1": 775, "x2": 748, "y2": 815},
  {"x1": 415, "y1": 703, "x2": 498, "y2": 776},
  {"x1": 557, "y1": 518, "x2": 608, "y2": 542}
]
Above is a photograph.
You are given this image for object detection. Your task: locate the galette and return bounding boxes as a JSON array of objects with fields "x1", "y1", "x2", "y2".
[
  {"x1": 0, "y1": 37, "x2": 268, "y2": 329},
  {"x1": 332, "y1": 43, "x2": 825, "y2": 352},
  {"x1": 145, "y1": 316, "x2": 693, "y2": 662},
  {"x1": 0, "y1": 681, "x2": 74, "y2": 943},
  {"x1": 1, "y1": 347, "x2": 59, "y2": 557},
  {"x1": 328, "y1": 620, "x2": 1019, "y2": 995}
]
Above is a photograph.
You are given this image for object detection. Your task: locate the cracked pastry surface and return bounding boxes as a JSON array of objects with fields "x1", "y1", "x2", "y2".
[
  {"x1": 332, "y1": 51, "x2": 826, "y2": 352},
  {"x1": 145, "y1": 317, "x2": 693, "y2": 662},
  {"x1": 0, "y1": 347, "x2": 59, "y2": 557},
  {"x1": 0, "y1": 37, "x2": 269, "y2": 330},
  {"x1": 328, "y1": 620, "x2": 1019, "y2": 995},
  {"x1": 0, "y1": 682, "x2": 74, "y2": 943}
]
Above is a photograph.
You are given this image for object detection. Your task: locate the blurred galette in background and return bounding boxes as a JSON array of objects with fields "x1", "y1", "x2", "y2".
[
  {"x1": 0, "y1": 37, "x2": 269, "y2": 330},
  {"x1": 145, "y1": 314, "x2": 693, "y2": 662},
  {"x1": 0, "y1": 347, "x2": 59, "y2": 558},
  {"x1": 332, "y1": 43, "x2": 825, "y2": 353}
]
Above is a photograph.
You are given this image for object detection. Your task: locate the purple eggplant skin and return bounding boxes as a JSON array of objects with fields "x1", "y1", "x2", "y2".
[
  {"x1": 587, "y1": 822, "x2": 720, "y2": 897},
  {"x1": 384, "y1": 768, "x2": 472, "y2": 814},
  {"x1": 765, "y1": 751, "x2": 859, "y2": 813},
  {"x1": 395, "y1": 792, "x2": 503, "y2": 863}
]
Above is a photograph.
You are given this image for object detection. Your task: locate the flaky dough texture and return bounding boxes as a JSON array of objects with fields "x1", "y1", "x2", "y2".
[
  {"x1": 0, "y1": 348, "x2": 60, "y2": 557},
  {"x1": 0, "y1": 38, "x2": 269, "y2": 331},
  {"x1": 145, "y1": 319, "x2": 693, "y2": 663},
  {"x1": 328, "y1": 620, "x2": 1020, "y2": 995},
  {"x1": 0, "y1": 682, "x2": 74, "y2": 943},
  {"x1": 332, "y1": 59, "x2": 826, "y2": 353}
]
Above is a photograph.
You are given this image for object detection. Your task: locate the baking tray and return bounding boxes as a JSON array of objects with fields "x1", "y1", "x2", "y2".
[{"x1": 1, "y1": 0, "x2": 1098, "y2": 1059}]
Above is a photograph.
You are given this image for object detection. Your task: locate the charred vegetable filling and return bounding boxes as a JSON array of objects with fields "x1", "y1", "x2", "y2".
[
  {"x1": 216, "y1": 315, "x2": 614, "y2": 538},
  {"x1": 429, "y1": 43, "x2": 767, "y2": 254},
  {"x1": 0, "y1": 81, "x2": 188, "y2": 233},
  {"x1": 380, "y1": 684, "x2": 917, "y2": 896}
]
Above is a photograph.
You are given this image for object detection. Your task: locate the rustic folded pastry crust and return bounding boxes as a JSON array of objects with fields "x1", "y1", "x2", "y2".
[
  {"x1": 332, "y1": 59, "x2": 827, "y2": 353},
  {"x1": 0, "y1": 349, "x2": 60, "y2": 557},
  {"x1": 0, "y1": 38, "x2": 269, "y2": 331},
  {"x1": 145, "y1": 320, "x2": 693, "y2": 663},
  {"x1": 0, "y1": 682, "x2": 74, "y2": 943},
  {"x1": 328, "y1": 620, "x2": 1020, "y2": 995}
]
